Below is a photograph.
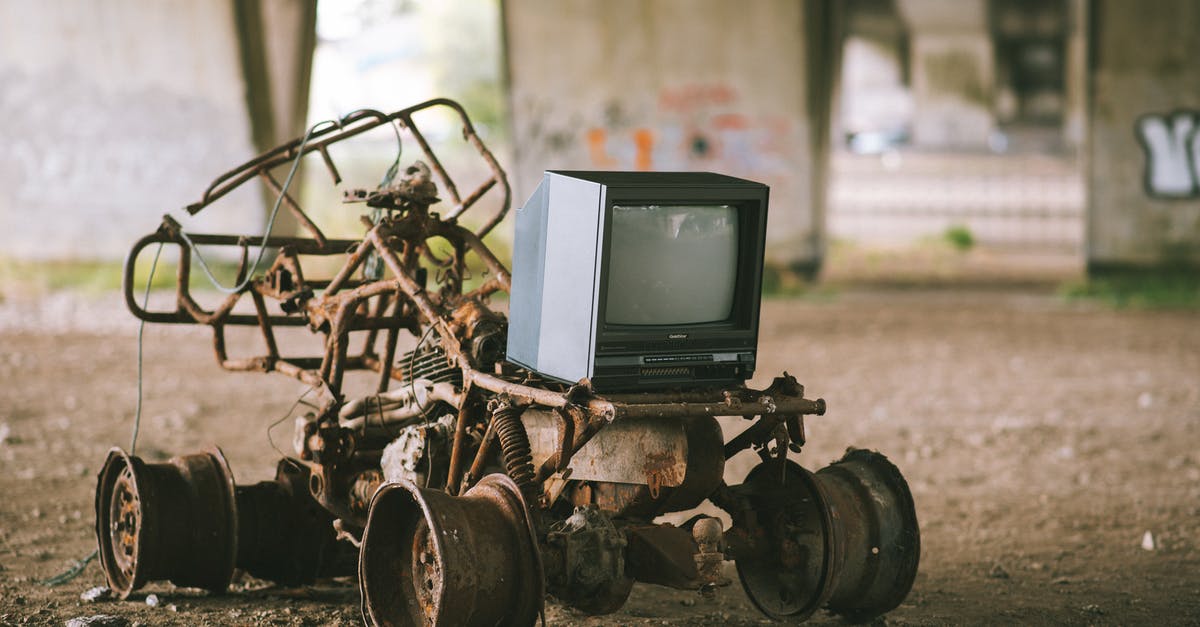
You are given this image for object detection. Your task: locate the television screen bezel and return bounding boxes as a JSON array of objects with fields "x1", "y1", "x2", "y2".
[{"x1": 593, "y1": 184, "x2": 768, "y2": 353}]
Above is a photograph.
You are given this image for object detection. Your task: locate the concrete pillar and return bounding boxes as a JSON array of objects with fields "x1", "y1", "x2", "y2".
[
  {"x1": 503, "y1": 0, "x2": 838, "y2": 273},
  {"x1": 235, "y1": 0, "x2": 318, "y2": 154},
  {"x1": 0, "y1": 1, "x2": 315, "y2": 261},
  {"x1": 1062, "y1": 0, "x2": 1088, "y2": 152},
  {"x1": 234, "y1": 0, "x2": 319, "y2": 238},
  {"x1": 896, "y1": 0, "x2": 995, "y2": 149},
  {"x1": 1087, "y1": 0, "x2": 1200, "y2": 270}
]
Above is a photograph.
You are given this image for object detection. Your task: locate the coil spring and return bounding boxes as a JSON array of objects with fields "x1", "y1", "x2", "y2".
[{"x1": 492, "y1": 403, "x2": 542, "y2": 504}]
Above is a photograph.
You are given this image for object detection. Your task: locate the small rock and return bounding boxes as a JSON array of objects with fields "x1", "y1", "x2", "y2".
[
  {"x1": 166, "y1": 604, "x2": 178, "y2": 612},
  {"x1": 680, "y1": 597, "x2": 696, "y2": 607},
  {"x1": 1137, "y1": 392, "x2": 1153, "y2": 409},
  {"x1": 80, "y1": 586, "x2": 112, "y2": 603},
  {"x1": 988, "y1": 563, "x2": 1010, "y2": 579},
  {"x1": 65, "y1": 616, "x2": 130, "y2": 627},
  {"x1": 0, "y1": 422, "x2": 10, "y2": 444},
  {"x1": 144, "y1": 593, "x2": 160, "y2": 607},
  {"x1": 1141, "y1": 530, "x2": 1155, "y2": 551},
  {"x1": 1052, "y1": 576, "x2": 1071, "y2": 585},
  {"x1": 1083, "y1": 603, "x2": 1104, "y2": 615}
]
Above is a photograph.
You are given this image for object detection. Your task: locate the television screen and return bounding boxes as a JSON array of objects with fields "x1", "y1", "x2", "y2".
[{"x1": 605, "y1": 204, "x2": 739, "y2": 325}]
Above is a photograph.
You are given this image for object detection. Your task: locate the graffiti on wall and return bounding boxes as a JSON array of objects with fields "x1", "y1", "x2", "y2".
[
  {"x1": 581, "y1": 84, "x2": 797, "y2": 177},
  {"x1": 1136, "y1": 111, "x2": 1200, "y2": 198},
  {"x1": 513, "y1": 83, "x2": 800, "y2": 181}
]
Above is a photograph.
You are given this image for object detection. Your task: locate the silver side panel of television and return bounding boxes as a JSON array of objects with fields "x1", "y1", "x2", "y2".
[{"x1": 507, "y1": 172, "x2": 605, "y2": 384}]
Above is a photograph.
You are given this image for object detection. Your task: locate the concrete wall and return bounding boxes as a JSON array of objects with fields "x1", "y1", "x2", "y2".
[
  {"x1": 503, "y1": 0, "x2": 834, "y2": 268},
  {"x1": 1087, "y1": 0, "x2": 1200, "y2": 268},
  {"x1": 0, "y1": 0, "x2": 314, "y2": 261}
]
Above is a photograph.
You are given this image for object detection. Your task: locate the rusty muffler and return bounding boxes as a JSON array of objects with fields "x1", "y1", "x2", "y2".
[
  {"x1": 734, "y1": 449, "x2": 920, "y2": 622},
  {"x1": 358, "y1": 474, "x2": 544, "y2": 627},
  {"x1": 95, "y1": 449, "x2": 355, "y2": 598},
  {"x1": 95, "y1": 447, "x2": 238, "y2": 598}
]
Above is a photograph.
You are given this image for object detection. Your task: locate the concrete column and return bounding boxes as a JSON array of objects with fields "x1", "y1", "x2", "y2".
[
  {"x1": 503, "y1": 0, "x2": 838, "y2": 273},
  {"x1": 896, "y1": 0, "x2": 995, "y2": 149},
  {"x1": 235, "y1": 0, "x2": 318, "y2": 154},
  {"x1": 0, "y1": 1, "x2": 317, "y2": 261},
  {"x1": 1062, "y1": 0, "x2": 1088, "y2": 152},
  {"x1": 1087, "y1": 0, "x2": 1200, "y2": 269},
  {"x1": 0, "y1": 2, "x2": 258, "y2": 260}
]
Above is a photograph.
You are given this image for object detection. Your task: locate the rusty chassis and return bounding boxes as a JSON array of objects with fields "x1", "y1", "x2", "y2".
[{"x1": 97, "y1": 98, "x2": 918, "y2": 626}]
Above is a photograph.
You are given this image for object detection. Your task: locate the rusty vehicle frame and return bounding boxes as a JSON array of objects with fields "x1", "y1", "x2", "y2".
[{"x1": 97, "y1": 98, "x2": 920, "y2": 625}]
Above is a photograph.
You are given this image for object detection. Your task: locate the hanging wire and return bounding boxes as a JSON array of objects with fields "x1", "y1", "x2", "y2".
[
  {"x1": 364, "y1": 119, "x2": 406, "y2": 282},
  {"x1": 408, "y1": 322, "x2": 440, "y2": 423},
  {"x1": 176, "y1": 119, "x2": 335, "y2": 294},
  {"x1": 41, "y1": 242, "x2": 165, "y2": 586},
  {"x1": 39, "y1": 551, "x2": 96, "y2": 587},
  {"x1": 130, "y1": 243, "x2": 165, "y2": 455},
  {"x1": 266, "y1": 385, "x2": 320, "y2": 475}
]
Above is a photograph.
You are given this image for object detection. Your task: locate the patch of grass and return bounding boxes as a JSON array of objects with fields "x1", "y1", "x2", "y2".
[
  {"x1": 1060, "y1": 269, "x2": 1200, "y2": 309},
  {"x1": 761, "y1": 263, "x2": 838, "y2": 300},
  {"x1": 943, "y1": 225, "x2": 975, "y2": 252},
  {"x1": 0, "y1": 255, "x2": 243, "y2": 298}
]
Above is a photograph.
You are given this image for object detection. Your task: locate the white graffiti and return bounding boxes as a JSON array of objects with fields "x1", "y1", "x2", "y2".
[{"x1": 1136, "y1": 111, "x2": 1200, "y2": 198}]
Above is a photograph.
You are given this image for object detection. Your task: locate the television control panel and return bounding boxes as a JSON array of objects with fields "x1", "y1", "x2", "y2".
[{"x1": 592, "y1": 352, "x2": 755, "y2": 389}]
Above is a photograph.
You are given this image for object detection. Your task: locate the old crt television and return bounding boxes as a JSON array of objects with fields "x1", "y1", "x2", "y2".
[{"x1": 506, "y1": 171, "x2": 768, "y2": 391}]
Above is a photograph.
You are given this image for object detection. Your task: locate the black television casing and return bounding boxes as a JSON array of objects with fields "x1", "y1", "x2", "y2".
[{"x1": 505, "y1": 171, "x2": 768, "y2": 392}]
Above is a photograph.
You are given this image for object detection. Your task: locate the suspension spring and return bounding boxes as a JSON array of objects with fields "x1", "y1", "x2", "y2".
[{"x1": 492, "y1": 402, "x2": 542, "y2": 505}]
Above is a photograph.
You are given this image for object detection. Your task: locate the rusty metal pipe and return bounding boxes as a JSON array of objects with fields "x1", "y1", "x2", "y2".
[
  {"x1": 465, "y1": 370, "x2": 824, "y2": 423},
  {"x1": 443, "y1": 394, "x2": 477, "y2": 496},
  {"x1": 339, "y1": 382, "x2": 462, "y2": 428},
  {"x1": 460, "y1": 417, "x2": 498, "y2": 496}
]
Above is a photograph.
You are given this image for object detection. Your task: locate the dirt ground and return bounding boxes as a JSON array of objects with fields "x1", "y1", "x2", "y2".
[{"x1": 1, "y1": 289, "x2": 1198, "y2": 626}]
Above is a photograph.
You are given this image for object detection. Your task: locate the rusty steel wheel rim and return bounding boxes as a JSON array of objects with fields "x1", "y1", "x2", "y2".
[
  {"x1": 734, "y1": 459, "x2": 839, "y2": 621},
  {"x1": 95, "y1": 448, "x2": 150, "y2": 598},
  {"x1": 109, "y1": 466, "x2": 141, "y2": 582},
  {"x1": 411, "y1": 520, "x2": 442, "y2": 616}
]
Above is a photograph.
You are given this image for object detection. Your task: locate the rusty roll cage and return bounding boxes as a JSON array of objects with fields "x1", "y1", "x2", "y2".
[
  {"x1": 186, "y1": 98, "x2": 512, "y2": 242},
  {"x1": 122, "y1": 97, "x2": 827, "y2": 511}
]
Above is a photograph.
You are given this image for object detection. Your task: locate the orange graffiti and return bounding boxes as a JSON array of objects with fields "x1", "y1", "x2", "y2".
[
  {"x1": 633, "y1": 128, "x2": 654, "y2": 171},
  {"x1": 586, "y1": 128, "x2": 618, "y2": 167}
]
